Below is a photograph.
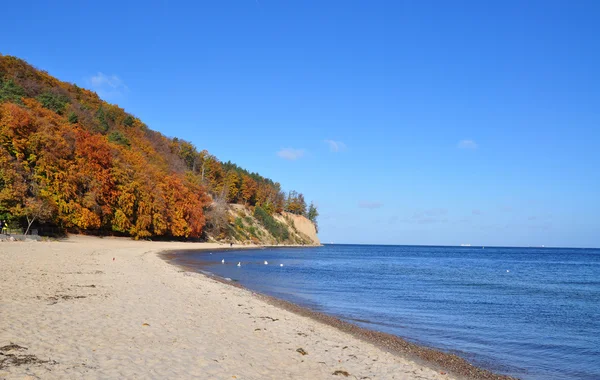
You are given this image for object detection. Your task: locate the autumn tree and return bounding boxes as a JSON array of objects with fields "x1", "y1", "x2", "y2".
[
  {"x1": 285, "y1": 191, "x2": 307, "y2": 215},
  {"x1": 240, "y1": 175, "x2": 257, "y2": 205},
  {"x1": 172, "y1": 138, "x2": 198, "y2": 172},
  {"x1": 21, "y1": 195, "x2": 55, "y2": 235},
  {"x1": 273, "y1": 186, "x2": 286, "y2": 213},
  {"x1": 223, "y1": 171, "x2": 240, "y2": 203}
]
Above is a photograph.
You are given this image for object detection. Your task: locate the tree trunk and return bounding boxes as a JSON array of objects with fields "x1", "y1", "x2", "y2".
[{"x1": 24, "y1": 216, "x2": 35, "y2": 236}]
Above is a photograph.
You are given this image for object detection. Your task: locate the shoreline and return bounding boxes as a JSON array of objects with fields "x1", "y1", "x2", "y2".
[
  {"x1": 161, "y1": 249, "x2": 515, "y2": 380},
  {"x1": 1, "y1": 236, "x2": 510, "y2": 379}
]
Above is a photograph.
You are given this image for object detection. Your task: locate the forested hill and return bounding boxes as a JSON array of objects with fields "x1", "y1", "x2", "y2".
[{"x1": 0, "y1": 55, "x2": 318, "y2": 241}]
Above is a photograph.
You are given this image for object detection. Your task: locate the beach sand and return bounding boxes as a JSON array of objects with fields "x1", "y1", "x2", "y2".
[{"x1": 1, "y1": 236, "x2": 468, "y2": 379}]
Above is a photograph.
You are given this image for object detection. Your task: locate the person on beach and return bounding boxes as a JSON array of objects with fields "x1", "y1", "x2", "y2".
[{"x1": 0, "y1": 220, "x2": 5, "y2": 235}]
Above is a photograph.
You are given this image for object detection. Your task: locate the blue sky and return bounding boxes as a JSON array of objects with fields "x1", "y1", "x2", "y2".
[{"x1": 2, "y1": 1, "x2": 599, "y2": 247}]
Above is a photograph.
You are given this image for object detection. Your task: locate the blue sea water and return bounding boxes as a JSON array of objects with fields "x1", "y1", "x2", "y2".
[{"x1": 167, "y1": 245, "x2": 600, "y2": 380}]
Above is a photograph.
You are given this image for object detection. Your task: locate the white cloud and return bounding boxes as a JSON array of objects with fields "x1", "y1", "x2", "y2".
[
  {"x1": 90, "y1": 72, "x2": 125, "y2": 89},
  {"x1": 359, "y1": 201, "x2": 383, "y2": 209},
  {"x1": 277, "y1": 148, "x2": 305, "y2": 160},
  {"x1": 457, "y1": 139, "x2": 478, "y2": 149},
  {"x1": 87, "y1": 72, "x2": 128, "y2": 98},
  {"x1": 324, "y1": 140, "x2": 347, "y2": 152}
]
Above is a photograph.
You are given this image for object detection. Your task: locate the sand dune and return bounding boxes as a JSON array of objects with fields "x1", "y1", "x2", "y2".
[{"x1": 0, "y1": 236, "x2": 455, "y2": 379}]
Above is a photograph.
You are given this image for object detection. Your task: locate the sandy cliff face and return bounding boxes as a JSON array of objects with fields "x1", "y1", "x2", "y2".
[{"x1": 276, "y1": 212, "x2": 320, "y2": 245}]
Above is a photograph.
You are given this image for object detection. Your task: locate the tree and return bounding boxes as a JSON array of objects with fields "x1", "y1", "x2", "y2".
[
  {"x1": 240, "y1": 175, "x2": 257, "y2": 205},
  {"x1": 0, "y1": 78, "x2": 25, "y2": 104},
  {"x1": 123, "y1": 115, "x2": 134, "y2": 127},
  {"x1": 95, "y1": 106, "x2": 109, "y2": 132},
  {"x1": 173, "y1": 139, "x2": 198, "y2": 172},
  {"x1": 197, "y1": 150, "x2": 212, "y2": 182},
  {"x1": 296, "y1": 193, "x2": 307, "y2": 216},
  {"x1": 273, "y1": 187, "x2": 285, "y2": 213},
  {"x1": 108, "y1": 131, "x2": 130, "y2": 147},
  {"x1": 21, "y1": 196, "x2": 55, "y2": 235},
  {"x1": 36, "y1": 91, "x2": 69, "y2": 115},
  {"x1": 68, "y1": 112, "x2": 78, "y2": 124},
  {"x1": 308, "y1": 202, "x2": 319, "y2": 232},
  {"x1": 285, "y1": 191, "x2": 307, "y2": 215},
  {"x1": 224, "y1": 171, "x2": 240, "y2": 203}
]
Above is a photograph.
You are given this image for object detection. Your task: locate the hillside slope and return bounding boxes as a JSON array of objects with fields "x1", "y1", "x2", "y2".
[
  {"x1": 218, "y1": 204, "x2": 319, "y2": 245},
  {"x1": 0, "y1": 55, "x2": 319, "y2": 242}
]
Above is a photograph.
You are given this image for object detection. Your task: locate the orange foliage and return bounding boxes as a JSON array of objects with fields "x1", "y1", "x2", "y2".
[
  {"x1": 0, "y1": 55, "x2": 211, "y2": 238},
  {"x1": 0, "y1": 54, "x2": 310, "y2": 240}
]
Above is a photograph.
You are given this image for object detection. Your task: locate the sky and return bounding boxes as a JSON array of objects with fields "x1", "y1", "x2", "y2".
[{"x1": 2, "y1": 0, "x2": 599, "y2": 247}]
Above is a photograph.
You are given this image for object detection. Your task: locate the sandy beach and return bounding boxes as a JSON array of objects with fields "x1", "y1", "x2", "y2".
[{"x1": 1, "y1": 236, "x2": 472, "y2": 379}]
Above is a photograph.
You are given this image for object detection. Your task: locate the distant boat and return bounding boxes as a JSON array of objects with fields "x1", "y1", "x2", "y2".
[{"x1": 460, "y1": 244, "x2": 471, "y2": 247}]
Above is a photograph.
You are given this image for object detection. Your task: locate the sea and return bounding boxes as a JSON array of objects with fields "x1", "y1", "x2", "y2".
[{"x1": 166, "y1": 244, "x2": 600, "y2": 380}]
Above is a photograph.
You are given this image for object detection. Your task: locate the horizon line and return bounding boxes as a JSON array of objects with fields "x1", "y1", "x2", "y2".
[{"x1": 321, "y1": 243, "x2": 599, "y2": 250}]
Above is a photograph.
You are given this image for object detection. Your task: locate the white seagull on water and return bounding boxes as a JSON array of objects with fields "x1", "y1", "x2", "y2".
[
  {"x1": 237, "y1": 262, "x2": 241, "y2": 267},
  {"x1": 264, "y1": 261, "x2": 268, "y2": 265},
  {"x1": 221, "y1": 259, "x2": 225, "y2": 264},
  {"x1": 280, "y1": 264, "x2": 284, "y2": 267}
]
